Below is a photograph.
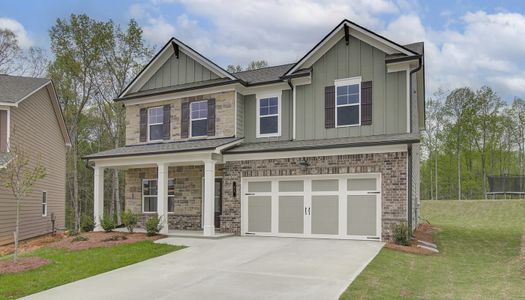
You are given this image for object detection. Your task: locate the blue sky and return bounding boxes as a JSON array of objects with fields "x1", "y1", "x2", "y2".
[{"x1": 1, "y1": 0, "x2": 525, "y2": 100}]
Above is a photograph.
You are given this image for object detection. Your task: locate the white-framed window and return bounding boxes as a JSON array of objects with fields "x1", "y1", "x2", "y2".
[
  {"x1": 335, "y1": 77, "x2": 361, "y2": 127},
  {"x1": 190, "y1": 100, "x2": 208, "y2": 137},
  {"x1": 148, "y1": 106, "x2": 164, "y2": 141},
  {"x1": 42, "y1": 191, "x2": 47, "y2": 217},
  {"x1": 142, "y1": 179, "x2": 175, "y2": 213},
  {"x1": 256, "y1": 93, "x2": 281, "y2": 138}
]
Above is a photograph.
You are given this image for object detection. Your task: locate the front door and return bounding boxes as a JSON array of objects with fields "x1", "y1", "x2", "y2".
[{"x1": 214, "y1": 178, "x2": 222, "y2": 228}]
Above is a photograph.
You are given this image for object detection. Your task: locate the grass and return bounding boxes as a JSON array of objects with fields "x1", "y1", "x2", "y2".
[
  {"x1": 341, "y1": 200, "x2": 525, "y2": 299},
  {"x1": 0, "y1": 241, "x2": 182, "y2": 300}
]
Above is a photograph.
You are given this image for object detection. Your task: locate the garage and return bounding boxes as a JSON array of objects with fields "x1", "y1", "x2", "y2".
[{"x1": 241, "y1": 174, "x2": 381, "y2": 240}]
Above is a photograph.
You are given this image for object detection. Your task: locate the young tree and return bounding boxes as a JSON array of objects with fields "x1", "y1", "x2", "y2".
[
  {"x1": 226, "y1": 60, "x2": 269, "y2": 73},
  {"x1": 226, "y1": 64, "x2": 243, "y2": 73},
  {"x1": 444, "y1": 87, "x2": 475, "y2": 200},
  {"x1": 0, "y1": 144, "x2": 46, "y2": 261},
  {"x1": 0, "y1": 29, "x2": 20, "y2": 74}
]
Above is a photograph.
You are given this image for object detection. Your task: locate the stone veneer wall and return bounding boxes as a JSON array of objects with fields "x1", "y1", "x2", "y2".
[
  {"x1": 125, "y1": 90, "x2": 235, "y2": 145},
  {"x1": 221, "y1": 152, "x2": 408, "y2": 241},
  {"x1": 124, "y1": 165, "x2": 224, "y2": 230}
]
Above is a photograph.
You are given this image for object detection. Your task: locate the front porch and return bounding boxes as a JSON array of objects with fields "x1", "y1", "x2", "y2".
[{"x1": 91, "y1": 149, "x2": 229, "y2": 237}]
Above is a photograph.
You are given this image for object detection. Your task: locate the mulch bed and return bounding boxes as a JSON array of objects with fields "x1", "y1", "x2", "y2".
[
  {"x1": 384, "y1": 223, "x2": 438, "y2": 255},
  {"x1": 0, "y1": 233, "x2": 65, "y2": 256},
  {"x1": 0, "y1": 257, "x2": 51, "y2": 274},
  {"x1": 48, "y1": 231, "x2": 165, "y2": 251}
]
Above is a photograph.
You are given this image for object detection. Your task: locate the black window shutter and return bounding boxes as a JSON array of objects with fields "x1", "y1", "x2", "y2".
[
  {"x1": 207, "y1": 98, "x2": 216, "y2": 136},
  {"x1": 163, "y1": 104, "x2": 171, "y2": 140},
  {"x1": 325, "y1": 86, "x2": 335, "y2": 128},
  {"x1": 181, "y1": 102, "x2": 189, "y2": 138},
  {"x1": 139, "y1": 108, "x2": 147, "y2": 142},
  {"x1": 361, "y1": 81, "x2": 372, "y2": 125}
]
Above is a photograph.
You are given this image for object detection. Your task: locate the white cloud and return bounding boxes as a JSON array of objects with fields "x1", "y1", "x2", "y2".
[
  {"x1": 0, "y1": 17, "x2": 33, "y2": 48},
  {"x1": 133, "y1": 1, "x2": 525, "y2": 99}
]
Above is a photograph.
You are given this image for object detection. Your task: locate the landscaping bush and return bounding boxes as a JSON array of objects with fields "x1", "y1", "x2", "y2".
[
  {"x1": 121, "y1": 209, "x2": 138, "y2": 233},
  {"x1": 80, "y1": 214, "x2": 95, "y2": 232},
  {"x1": 100, "y1": 215, "x2": 115, "y2": 232},
  {"x1": 393, "y1": 222, "x2": 411, "y2": 246},
  {"x1": 145, "y1": 216, "x2": 164, "y2": 236}
]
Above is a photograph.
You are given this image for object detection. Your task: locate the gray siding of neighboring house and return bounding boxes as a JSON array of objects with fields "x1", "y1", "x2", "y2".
[
  {"x1": 236, "y1": 92, "x2": 244, "y2": 137},
  {"x1": 243, "y1": 89, "x2": 292, "y2": 143},
  {"x1": 294, "y1": 36, "x2": 408, "y2": 141},
  {"x1": 140, "y1": 51, "x2": 220, "y2": 91},
  {"x1": 411, "y1": 143, "x2": 421, "y2": 230},
  {"x1": 0, "y1": 86, "x2": 67, "y2": 245}
]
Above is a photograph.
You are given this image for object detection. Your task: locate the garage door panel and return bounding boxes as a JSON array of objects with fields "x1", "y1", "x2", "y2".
[
  {"x1": 248, "y1": 181, "x2": 272, "y2": 193},
  {"x1": 347, "y1": 195, "x2": 377, "y2": 236},
  {"x1": 311, "y1": 195, "x2": 339, "y2": 235},
  {"x1": 312, "y1": 179, "x2": 338, "y2": 191},
  {"x1": 278, "y1": 180, "x2": 304, "y2": 192},
  {"x1": 347, "y1": 178, "x2": 377, "y2": 191},
  {"x1": 278, "y1": 196, "x2": 304, "y2": 234},
  {"x1": 248, "y1": 196, "x2": 272, "y2": 233}
]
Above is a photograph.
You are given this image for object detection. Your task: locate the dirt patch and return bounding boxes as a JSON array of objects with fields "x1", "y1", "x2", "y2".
[
  {"x1": 0, "y1": 233, "x2": 65, "y2": 256},
  {"x1": 385, "y1": 223, "x2": 438, "y2": 256},
  {"x1": 0, "y1": 257, "x2": 51, "y2": 274},
  {"x1": 48, "y1": 232, "x2": 165, "y2": 251}
]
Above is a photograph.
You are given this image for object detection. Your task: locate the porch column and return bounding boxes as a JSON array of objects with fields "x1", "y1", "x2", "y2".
[
  {"x1": 203, "y1": 160, "x2": 216, "y2": 236},
  {"x1": 157, "y1": 162, "x2": 169, "y2": 234},
  {"x1": 93, "y1": 166, "x2": 104, "y2": 232}
]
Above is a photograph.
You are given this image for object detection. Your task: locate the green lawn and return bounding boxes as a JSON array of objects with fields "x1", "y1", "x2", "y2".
[
  {"x1": 341, "y1": 200, "x2": 525, "y2": 299},
  {"x1": 0, "y1": 241, "x2": 181, "y2": 300}
]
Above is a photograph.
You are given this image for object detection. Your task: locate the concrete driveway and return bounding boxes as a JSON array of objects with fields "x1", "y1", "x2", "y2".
[{"x1": 23, "y1": 236, "x2": 383, "y2": 300}]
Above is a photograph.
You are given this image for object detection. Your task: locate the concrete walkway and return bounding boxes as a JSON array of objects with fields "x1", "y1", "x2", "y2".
[{"x1": 22, "y1": 237, "x2": 383, "y2": 300}]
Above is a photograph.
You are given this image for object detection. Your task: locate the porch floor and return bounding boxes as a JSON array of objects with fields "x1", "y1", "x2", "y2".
[{"x1": 113, "y1": 227, "x2": 234, "y2": 239}]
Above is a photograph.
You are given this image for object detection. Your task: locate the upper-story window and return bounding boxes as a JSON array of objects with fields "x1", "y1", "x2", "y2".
[
  {"x1": 256, "y1": 93, "x2": 281, "y2": 138},
  {"x1": 335, "y1": 77, "x2": 361, "y2": 127},
  {"x1": 191, "y1": 101, "x2": 208, "y2": 137},
  {"x1": 148, "y1": 106, "x2": 164, "y2": 141},
  {"x1": 42, "y1": 191, "x2": 47, "y2": 217}
]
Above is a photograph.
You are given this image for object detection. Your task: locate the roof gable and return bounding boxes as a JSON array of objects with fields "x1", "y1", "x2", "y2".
[
  {"x1": 285, "y1": 19, "x2": 419, "y2": 76},
  {"x1": 0, "y1": 75, "x2": 50, "y2": 104},
  {"x1": 120, "y1": 38, "x2": 235, "y2": 98}
]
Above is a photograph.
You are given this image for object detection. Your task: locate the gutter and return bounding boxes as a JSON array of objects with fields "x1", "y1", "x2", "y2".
[{"x1": 287, "y1": 79, "x2": 294, "y2": 141}]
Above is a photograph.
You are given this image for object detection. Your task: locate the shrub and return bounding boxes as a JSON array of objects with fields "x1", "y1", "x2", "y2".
[
  {"x1": 100, "y1": 214, "x2": 115, "y2": 232},
  {"x1": 145, "y1": 215, "x2": 164, "y2": 236},
  {"x1": 80, "y1": 214, "x2": 95, "y2": 232},
  {"x1": 393, "y1": 222, "x2": 411, "y2": 246},
  {"x1": 121, "y1": 209, "x2": 138, "y2": 233}
]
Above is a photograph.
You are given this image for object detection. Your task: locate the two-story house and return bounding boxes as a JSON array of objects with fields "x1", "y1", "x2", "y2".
[
  {"x1": 85, "y1": 19, "x2": 424, "y2": 241},
  {"x1": 0, "y1": 75, "x2": 70, "y2": 245}
]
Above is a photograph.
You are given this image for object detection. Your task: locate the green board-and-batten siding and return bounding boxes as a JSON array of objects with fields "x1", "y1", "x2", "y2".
[
  {"x1": 140, "y1": 51, "x2": 220, "y2": 91},
  {"x1": 243, "y1": 90, "x2": 292, "y2": 142},
  {"x1": 294, "y1": 36, "x2": 407, "y2": 141}
]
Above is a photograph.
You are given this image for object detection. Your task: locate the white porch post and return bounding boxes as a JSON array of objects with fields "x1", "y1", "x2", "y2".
[
  {"x1": 203, "y1": 160, "x2": 216, "y2": 236},
  {"x1": 93, "y1": 166, "x2": 104, "y2": 231},
  {"x1": 157, "y1": 162, "x2": 169, "y2": 234}
]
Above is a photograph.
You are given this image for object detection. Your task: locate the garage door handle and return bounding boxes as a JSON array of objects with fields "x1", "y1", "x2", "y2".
[
  {"x1": 308, "y1": 207, "x2": 311, "y2": 215},
  {"x1": 245, "y1": 193, "x2": 255, "y2": 196},
  {"x1": 367, "y1": 191, "x2": 380, "y2": 194},
  {"x1": 305, "y1": 207, "x2": 307, "y2": 215}
]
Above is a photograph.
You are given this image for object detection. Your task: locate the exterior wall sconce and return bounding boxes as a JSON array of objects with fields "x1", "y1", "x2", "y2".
[
  {"x1": 233, "y1": 181, "x2": 237, "y2": 198},
  {"x1": 299, "y1": 157, "x2": 310, "y2": 171}
]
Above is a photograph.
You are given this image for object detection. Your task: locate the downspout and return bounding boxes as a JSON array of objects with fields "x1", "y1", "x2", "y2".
[
  {"x1": 287, "y1": 79, "x2": 294, "y2": 141},
  {"x1": 407, "y1": 56, "x2": 422, "y2": 234}
]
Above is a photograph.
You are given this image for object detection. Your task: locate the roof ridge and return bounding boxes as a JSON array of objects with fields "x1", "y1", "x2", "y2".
[{"x1": 232, "y1": 63, "x2": 295, "y2": 74}]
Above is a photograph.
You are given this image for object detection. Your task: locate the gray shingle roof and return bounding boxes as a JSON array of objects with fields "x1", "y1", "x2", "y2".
[
  {"x1": 225, "y1": 133, "x2": 420, "y2": 154},
  {"x1": 0, "y1": 75, "x2": 50, "y2": 103},
  {"x1": 84, "y1": 137, "x2": 241, "y2": 159},
  {"x1": 232, "y1": 64, "x2": 311, "y2": 85}
]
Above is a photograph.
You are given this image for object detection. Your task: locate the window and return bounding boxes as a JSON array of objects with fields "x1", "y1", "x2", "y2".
[
  {"x1": 190, "y1": 101, "x2": 208, "y2": 137},
  {"x1": 256, "y1": 94, "x2": 281, "y2": 137},
  {"x1": 148, "y1": 107, "x2": 164, "y2": 141},
  {"x1": 142, "y1": 179, "x2": 175, "y2": 213},
  {"x1": 42, "y1": 191, "x2": 47, "y2": 217},
  {"x1": 335, "y1": 77, "x2": 361, "y2": 126}
]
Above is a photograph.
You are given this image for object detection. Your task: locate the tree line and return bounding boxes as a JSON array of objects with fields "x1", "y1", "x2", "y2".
[{"x1": 422, "y1": 87, "x2": 525, "y2": 200}]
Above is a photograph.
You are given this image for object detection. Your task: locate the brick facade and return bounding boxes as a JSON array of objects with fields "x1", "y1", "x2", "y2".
[
  {"x1": 125, "y1": 90, "x2": 235, "y2": 145},
  {"x1": 124, "y1": 152, "x2": 407, "y2": 241},
  {"x1": 221, "y1": 152, "x2": 408, "y2": 240}
]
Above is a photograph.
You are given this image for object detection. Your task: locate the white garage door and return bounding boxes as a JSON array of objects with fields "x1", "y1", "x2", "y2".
[{"x1": 241, "y1": 174, "x2": 381, "y2": 240}]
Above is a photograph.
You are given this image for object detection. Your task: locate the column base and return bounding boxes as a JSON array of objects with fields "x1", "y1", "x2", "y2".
[
  {"x1": 94, "y1": 226, "x2": 104, "y2": 232},
  {"x1": 203, "y1": 225, "x2": 215, "y2": 236},
  {"x1": 159, "y1": 225, "x2": 169, "y2": 235}
]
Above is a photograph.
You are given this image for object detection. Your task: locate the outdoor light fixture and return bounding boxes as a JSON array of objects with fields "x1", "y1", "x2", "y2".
[
  {"x1": 299, "y1": 157, "x2": 310, "y2": 171},
  {"x1": 233, "y1": 181, "x2": 237, "y2": 197}
]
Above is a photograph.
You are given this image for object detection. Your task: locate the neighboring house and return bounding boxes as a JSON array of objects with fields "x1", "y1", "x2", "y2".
[
  {"x1": 0, "y1": 75, "x2": 70, "y2": 245},
  {"x1": 85, "y1": 19, "x2": 425, "y2": 241}
]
